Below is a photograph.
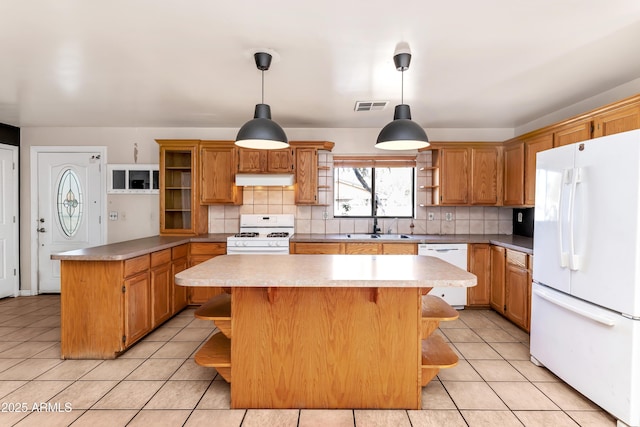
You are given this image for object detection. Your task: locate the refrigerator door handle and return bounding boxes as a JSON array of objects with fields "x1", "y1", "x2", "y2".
[
  {"x1": 568, "y1": 167, "x2": 582, "y2": 271},
  {"x1": 533, "y1": 287, "x2": 616, "y2": 326},
  {"x1": 558, "y1": 169, "x2": 571, "y2": 268}
]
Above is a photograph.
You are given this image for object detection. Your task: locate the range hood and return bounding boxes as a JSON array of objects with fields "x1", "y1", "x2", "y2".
[{"x1": 235, "y1": 173, "x2": 295, "y2": 187}]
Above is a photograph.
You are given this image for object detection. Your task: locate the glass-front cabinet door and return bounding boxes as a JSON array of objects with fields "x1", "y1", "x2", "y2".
[{"x1": 157, "y1": 140, "x2": 207, "y2": 235}]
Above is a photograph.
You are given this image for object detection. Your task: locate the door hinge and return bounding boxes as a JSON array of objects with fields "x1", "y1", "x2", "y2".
[
  {"x1": 13, "y1": 216, "x2": 16, "y2": 223},
  {"x1": 122, "y1": 285, "x2": 126, "y2": 293},
  {"x1": 12, "y1": 162, "x2": 16, "y2": 170},
  {"x1": 122, "y1": 335, "x2": 126, "y2": 343},
  {"x1": 13, "y1": 268, "x2": 17, "y2": 276},
  {"x1": 99, "y1": 216, "x2": 102, "y2": 225}
]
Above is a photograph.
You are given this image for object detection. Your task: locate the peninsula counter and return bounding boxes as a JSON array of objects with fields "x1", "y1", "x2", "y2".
[{"x1": 176, "y1": 254, "x2": 476, "y2": 409}]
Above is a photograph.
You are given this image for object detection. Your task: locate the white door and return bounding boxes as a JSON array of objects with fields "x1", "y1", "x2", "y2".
[
  {"x1": 0, "y1": 145, "x2": 18, "y2": 298},
  {"x1": 570, "y1": 131, "x2": 640, "y2": 317},
  {"x1": 36, "y1": 151, "x2": 105, "y2": 293},
  {"x1": 532, "y1": 143, "x2": 574, "y2": 294}
]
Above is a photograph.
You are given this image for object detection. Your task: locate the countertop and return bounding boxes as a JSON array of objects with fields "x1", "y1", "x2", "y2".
[
  {"x1": 51, "y1": 233, "x2": 532, "y2": 261},
  {"x1": 175, "y1": 254, "x2": 477, "y2": 288},
  {"x1": 292, "y1": 234, "x2": 533, "y2": 254}
]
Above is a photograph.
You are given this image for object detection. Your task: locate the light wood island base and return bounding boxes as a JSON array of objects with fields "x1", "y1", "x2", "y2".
[{"x1": 193, "y1": 288, "x2": 460, "y2": 409}]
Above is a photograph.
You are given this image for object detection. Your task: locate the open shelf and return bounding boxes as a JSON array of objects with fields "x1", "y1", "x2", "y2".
[
  {"x1": 195, "y1": 293, "x2": 232, "y2": 338},
  {"x1": 195, "y1": 332, "x2": 231, "y2": 382}
]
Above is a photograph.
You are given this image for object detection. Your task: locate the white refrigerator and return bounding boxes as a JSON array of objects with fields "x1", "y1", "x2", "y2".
[{"x1": 531, "y1": 129, "x2": 640, "y2": 427}]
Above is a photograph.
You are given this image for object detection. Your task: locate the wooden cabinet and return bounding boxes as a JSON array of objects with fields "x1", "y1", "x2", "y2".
[
  {"x1": 200, "y1": 141, "x2": 243, "y2": 205},
  {"x1": 382, "y1": 243, "x2": 417, "y2": 254},
  {"x1": 593, "y1": 103, "x2": 640, "y2": 137},
  {"x1": 345, "y1": 243, "x2": 380, "y2": 254},
  {"x1": 150, "y1": 249, "x2": 172, "y2": 327},
  {"x1": 554, "y1": 120, "x2": 592, "y2": 147},
  {"x1": 439, "y1": 147, "x2": 468, "y2": 205},
  {"x1": 489, "y1": 245, "x2": 506, "y2": 313},
  {"x1": 524, "y1": 133, "x2": 553, "y2": 206},
  {"x1": 290, "y1": 242, "x2": 344, "y2": 254},
  {"x1": 503, "y1": 141, "x2": 525, "y2": 206},
  {"x1": 238, "y1": 148, "x2": 294, "y2": 173},
  {"x1": 294, "y1": 147, "x2": 318, "y2": 204},
  {"x1": 188, "y1": 242, "x2": 227, "y2": 304},
  {"x1": 171, "y1": 244, "x2": 189, "y2": 314},
  {"x1": 157, "y1": 140, "x2": 208, "y2": 235},
  {"x1": 123, "y1": 255, "x2": 152, "y2": 347},
  {"x1": 438, "y1": 144, "x2": 501, "y2": 206},
  {"x1": 504, "y1": 249, "x2": 530, "y2": 331},
  {"x1": 467, "y1": 244, "x2": 491, "y2": 306}
]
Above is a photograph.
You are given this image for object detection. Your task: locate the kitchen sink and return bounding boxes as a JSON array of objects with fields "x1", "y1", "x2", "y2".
[{"x1": 345, "y1": 234, "x2": 412, "y2": 240}]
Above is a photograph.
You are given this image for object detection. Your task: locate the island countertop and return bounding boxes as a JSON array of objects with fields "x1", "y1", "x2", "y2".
[{"x1": 175, "y1": 254, "x2": 477, "y2": 288}]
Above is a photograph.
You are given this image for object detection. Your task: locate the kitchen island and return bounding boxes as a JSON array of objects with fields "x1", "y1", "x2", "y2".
[{"x1": 176, "y1": 254, "x2": 476, "y2": 409}]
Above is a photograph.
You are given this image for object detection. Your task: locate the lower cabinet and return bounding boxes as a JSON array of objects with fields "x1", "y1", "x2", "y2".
[
  {"x1": 171, "y1": 244, "x2": 189, "y2": 313},
  {"x1": 124, "y1": 270, "x2": 152, "y2": 347},
  {"x1": 290, "y1": 242, "x2": 344, "y2": 254},
  {"x1": 489, "y1": 246, "x2": 531, "y2": 331},
  {"x1": 467, "y1": 244, "x2": 491, "y2": 306},
  {"x1": 188, "y1": 242, "x2": 227, "y2": 304},
  {"x1": 150, "y1": 249, "x2": 172, "y2": 327}
]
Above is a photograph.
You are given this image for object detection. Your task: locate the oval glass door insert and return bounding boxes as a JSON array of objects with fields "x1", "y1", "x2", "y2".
[{"x1": 57, "y1": 168, "x2": 83, "y2": 237}]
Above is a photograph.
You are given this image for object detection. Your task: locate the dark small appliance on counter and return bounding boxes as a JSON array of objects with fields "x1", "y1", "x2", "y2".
[{"x1": 513, "y1": 208, "x2": 534, "y2": 237}]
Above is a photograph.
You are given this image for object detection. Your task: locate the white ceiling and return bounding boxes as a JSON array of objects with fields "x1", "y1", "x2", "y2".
[{"x1": 2, "y1": 0, "x2": 640, "y2": 131}]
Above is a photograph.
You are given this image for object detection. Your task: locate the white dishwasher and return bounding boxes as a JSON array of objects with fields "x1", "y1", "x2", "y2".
[{"x1": 418, "y1": 243, "x2": 468, "y2": 309}]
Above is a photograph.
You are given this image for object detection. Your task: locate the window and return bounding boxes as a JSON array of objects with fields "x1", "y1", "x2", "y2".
[
  {"x1": 57, "y1": 168, "x2": 83, "y2": 237},
  {"x1": 333, "y1": 156, "x2": 415, "y2": 218},
  {"x1": 107, "y1": 164, "x2": 159, "y2": 194}
]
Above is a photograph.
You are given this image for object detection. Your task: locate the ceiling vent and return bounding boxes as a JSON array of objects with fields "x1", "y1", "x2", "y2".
[{"x1": 354, "y1": 101, "x2": 389, "y2": 112}]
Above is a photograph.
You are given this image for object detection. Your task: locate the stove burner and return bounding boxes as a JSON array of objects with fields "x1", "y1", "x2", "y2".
[
  {"x1": 267, "y1": 232, "x2": 289, "y2": 238},
  {"x1": 234, "y1": 232, "x2": 259, "y2": 238}
]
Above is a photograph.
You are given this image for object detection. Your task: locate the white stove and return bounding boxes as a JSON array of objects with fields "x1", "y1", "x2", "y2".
[{"x1": 226, "y1": 214, "x2": 295, "y2": 255}]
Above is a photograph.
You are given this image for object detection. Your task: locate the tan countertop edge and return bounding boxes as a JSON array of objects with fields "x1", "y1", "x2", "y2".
[
  {"x1": 175, "y1": 254, "x2": 477, "y2": 288},
  {"x1": 50, "y1": 234, "x2": 229, "y2": 261},
  {"x1": 291, "y1": 234, "x2": 533, "y2": 254},
  {"x1": 51, "y1": 233, "x2": 532, "y2": 261}
]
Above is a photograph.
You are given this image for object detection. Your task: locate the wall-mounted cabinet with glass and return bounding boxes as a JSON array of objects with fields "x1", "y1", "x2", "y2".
[{"x1": 108, "y1": 164, "x2": 159, "y2": 194}]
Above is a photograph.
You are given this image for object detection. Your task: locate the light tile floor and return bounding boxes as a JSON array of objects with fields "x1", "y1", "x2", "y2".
[{"x1": 0, "y1": 295, "x2": 617, "y2": 426}]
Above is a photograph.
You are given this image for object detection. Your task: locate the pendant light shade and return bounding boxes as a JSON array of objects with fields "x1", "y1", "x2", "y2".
[
  {"x1": 376, "y1": 44, "x2": 429, "y2": 150},
  {"x1": 235, "y1": 52, "x2": 289, "y2": 150}
]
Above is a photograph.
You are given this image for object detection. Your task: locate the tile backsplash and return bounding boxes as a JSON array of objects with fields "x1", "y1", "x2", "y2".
[{"x1": 208, "y1": 197, "x2": 512, "y2": 236}]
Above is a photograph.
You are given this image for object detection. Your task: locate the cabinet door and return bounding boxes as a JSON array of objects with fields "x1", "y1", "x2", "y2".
[
  {"x1": 268, "y1": 149, "x2": 294, "y2": 172},
  {"x1": 292, "y1": 242, "x2": 344, "y2": 254},
  {"x1": 524, "y1": 134, "x2": 553, "y2": 206},
  {"x1": 440, "y1": 148, "x2": 469, "y2": 205},
  {"x1": 503, "y1": 142, "x2": 524, "y2": 206},
  {"x1": 150, "y1": 263, "x2": 172, "y2": 327},
  {"x1": 295, "y1": 148, "x2": 318, "y2": 204},
  {"x1": 382, "y1": 243, "x2": 417, "y2": 254},
  {"x1": 158, "y1": 141, "x2": 207, "y2": 235},
  {"x1": 467, "y1": 244, "x2": 491, "y2": 306},
  {"x1": 554, "y1": 121, "x2": 592, "y2": 147},
  {"x1": 200, "y1": 142, "x2": 243, "y2": 205},
  {"x1": 345, "y1": 243, "x2": 380, "y2": 254},
  {"x1": 124, "y1": 272, "x2": 151, "y2": 346},
  {"x1": 470, "y1": 147, "x2": 500, "y2": 205},
  {"x1": 172, "y1": 257, "x2": 188, "y2": 313},
  {"x1": 593, "y1": 104, "x2": 640, "y2": 137},
  {"x1": 505, "y1": 263, "x2": 529, "y2": 331},
  {"x1": 238, "y1": 149, "x2": 266, "y2": 172},
  {"x1": 489, "y1": 245, "x2": 506, "y2": 313}
]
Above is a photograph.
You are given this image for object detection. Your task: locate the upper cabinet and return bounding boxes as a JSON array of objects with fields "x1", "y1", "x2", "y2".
[
  {"x1": 523, "y1": 133, "x2": 553, "y2": 206},
  {"x1": 502, "y1": 141, "x2": 524, "y2": 206},
  {"x1": 200, "y1": 141, "x2": 243, "y2": 205},
  {"x1": 290, "y1": 141, "x2": 335, "y2": 205},
  {"x1": 437, "y1": 143, "x2": 502, "y2": 206},
  {"x1": 237, "y1": 148, "x2": 294, "y2": 173},
  {"x1": 592, "y1": 103, "x2": 640, "y2": 138},
  {"x1": 157, "y1": 140, "x2": 208, "y2": 235},
  {"x1": 553, "y1": 120, "x2": 592, "y2": 147}
]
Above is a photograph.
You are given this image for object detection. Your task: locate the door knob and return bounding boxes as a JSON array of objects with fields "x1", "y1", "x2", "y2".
[
  {"x1": 39, "y1": 218, "x2": 45, "y2": 223},
  {"x1": 37, "y1": 227, "x2": 46, "y2": 233}
]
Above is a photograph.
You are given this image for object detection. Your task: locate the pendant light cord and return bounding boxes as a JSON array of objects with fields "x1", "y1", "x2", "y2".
[
  {"x1": 261, "y1": 69, "x2": 265, "y2": 104},
  {"x1": 401, "y1": 69, "x2": 404, "y2": 105}
]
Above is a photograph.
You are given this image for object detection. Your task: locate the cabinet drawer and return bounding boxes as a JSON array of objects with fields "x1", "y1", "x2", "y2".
[
  {"x1": 172, "y1": 244, "x2": 189, "y2": 260},
  {"x1": 124, "y1": 255, "x2": 150, "y2": 278},
  {"x1": 506, "y1": 249, "x2": 528, "y2": 268},
  {"x1": 190, "y1": 242, "x2": 226, "y2": 256},
  {"x1": 151, "y1": 249, "x2": 171, "y2": 268}
]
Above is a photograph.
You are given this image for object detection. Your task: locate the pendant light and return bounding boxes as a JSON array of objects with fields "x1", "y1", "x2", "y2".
[
  {"x1": 235, "y1": 51, "x2": 289, "y2": 150},
  {"x1": 376, "y1": 44, "x2": 430, "y2": 150}
]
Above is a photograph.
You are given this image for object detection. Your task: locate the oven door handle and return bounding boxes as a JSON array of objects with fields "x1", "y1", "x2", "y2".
[{"x1": 226, "y1": 246, "x2": 289, "y2": 254}]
